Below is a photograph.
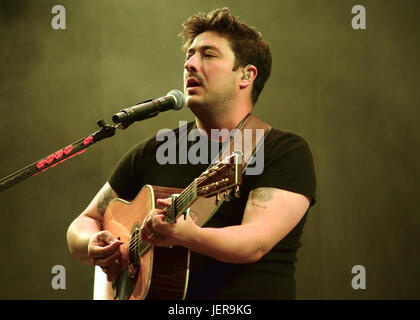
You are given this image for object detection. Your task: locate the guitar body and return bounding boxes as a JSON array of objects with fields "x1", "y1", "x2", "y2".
[
  {"x1": 92, "y1": 151, "x2": 244, "y2": 300},
  {"x1": 94, "y1": 184, "x2": 190, "y2": 300}
]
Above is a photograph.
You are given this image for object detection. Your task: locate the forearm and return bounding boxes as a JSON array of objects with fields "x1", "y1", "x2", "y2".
[
  {"x1": 181, "y1": 223, "x2": 267, "y2": 264},
  {"x1": 67, "y1": 215, "x2": 102, "y2": 265}
]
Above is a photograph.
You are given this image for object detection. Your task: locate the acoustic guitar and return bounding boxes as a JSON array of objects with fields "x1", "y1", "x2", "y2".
[{"x1": 93, "y1": 152, "x2": 242, "y2": 300}]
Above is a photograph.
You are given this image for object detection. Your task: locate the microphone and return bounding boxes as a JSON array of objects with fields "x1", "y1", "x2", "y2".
[{"x1": 112, "y1": 89, "x2": 185, "y2": 127}]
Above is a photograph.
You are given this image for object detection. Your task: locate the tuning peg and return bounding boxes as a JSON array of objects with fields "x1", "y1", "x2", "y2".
[
  {"x1": 215, "y1": 193, "x2": 221, "y2": 205},
  {"x1": 224, "y1": 192, "x2": 232, "y2": 202},
  {"x1": 211, "y1": 165, "x2": 219, "y2": 171},
  {"x1": 234, "y1": 186, "x2": 240, "y2": 198}
]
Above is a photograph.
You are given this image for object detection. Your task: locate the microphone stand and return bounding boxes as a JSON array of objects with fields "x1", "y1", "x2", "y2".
[
  {"x1": 0, "y1": 90, "x2": 181, "y2": 193},
  {"x1": 0, "y1": 119, "x2": 121, "y2": 193}
]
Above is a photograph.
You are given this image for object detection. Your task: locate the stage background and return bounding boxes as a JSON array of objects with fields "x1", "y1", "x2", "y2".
[{"x1": 0, "y1": 0, "x2": 418, "y2": 299}]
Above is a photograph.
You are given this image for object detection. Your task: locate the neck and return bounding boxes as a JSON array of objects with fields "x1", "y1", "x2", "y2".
[{"x1": 194, "y1": 104, "x2": 252, "y2": 142}]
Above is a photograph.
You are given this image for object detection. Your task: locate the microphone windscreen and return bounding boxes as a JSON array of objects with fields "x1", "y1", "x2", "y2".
[{"x1": 167, "y1": 89, "x2": 185, "y2": 110}]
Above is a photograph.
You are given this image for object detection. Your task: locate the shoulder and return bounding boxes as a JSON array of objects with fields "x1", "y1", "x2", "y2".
[
  {"x1": 264, "y1": 127, "x2": 313, "y2": 158},
  {"x1": 249, "y1": 126, "x2": 317, "y2": 204},
  {"x1": 126, "y1": 121, "x2": 196, "y2": 156}
]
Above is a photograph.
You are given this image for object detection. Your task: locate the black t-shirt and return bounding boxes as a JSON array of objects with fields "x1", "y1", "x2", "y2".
[{"x1": 108, "y1": 121, "x2": 316, "y2": 299}]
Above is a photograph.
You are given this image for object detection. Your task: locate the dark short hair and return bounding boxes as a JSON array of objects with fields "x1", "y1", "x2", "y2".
[{"x1": 179, "y1": 8, "x2": 272, "y2": 105}]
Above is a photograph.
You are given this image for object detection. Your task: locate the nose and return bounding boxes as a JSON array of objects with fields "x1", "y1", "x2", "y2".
[{"x1": 184, "y1": 53, "x2": 199, "y2": 73}]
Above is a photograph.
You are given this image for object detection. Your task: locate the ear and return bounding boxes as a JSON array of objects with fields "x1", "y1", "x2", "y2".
[{"x1": 239, "y1": 64, "x2": 257, "y2": 89}]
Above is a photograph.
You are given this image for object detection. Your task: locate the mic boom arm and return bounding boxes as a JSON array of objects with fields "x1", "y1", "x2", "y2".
[
  {"x1": 0, "y1": 120, "x2": 116, "y2": 193},
  {"x1": 0, "y1": 90, "x2": 185, "y2": 193}
]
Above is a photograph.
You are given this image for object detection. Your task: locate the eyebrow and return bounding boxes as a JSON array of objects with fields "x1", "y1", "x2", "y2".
[{"x1": 186, "y1": 45, "x2": 222, "y2": 56}]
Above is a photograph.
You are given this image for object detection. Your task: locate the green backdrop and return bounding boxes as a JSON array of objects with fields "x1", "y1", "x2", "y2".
[{"x1": 0, "y1": 0, "x2": 419, "y2": 299}]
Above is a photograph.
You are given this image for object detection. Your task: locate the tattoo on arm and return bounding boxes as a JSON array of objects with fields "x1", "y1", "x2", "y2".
[
  {"x1": 251, "y1": 202, "x2": 268, "y2": 209},
  {"x1": 250, "y1": 188, "x2": 275, "y2": 202},
  {"x1": 247, "y1": 188, "x2": 276, "y2": 211},
  {"x1": 97, "y1": 187, "x2": 115, "y2": 216}
]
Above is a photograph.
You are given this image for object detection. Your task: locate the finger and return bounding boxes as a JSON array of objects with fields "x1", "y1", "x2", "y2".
[
  {"x1": 145, "y1": 232, "x2": 173, "y2": 248},
  {"x1": 99, "y1": 254, "x2": 122, "y2": 282},
  {"x1": 140, "y1": 209, "x2": 168, "y2": 240},
  {"x1": 176, "y1": 211, "x2": 198, "y2": 224},
  {"x1": 140, "y1": 227, "x2": 153, "y2": 240},
  {"x1": 141, "y1": 209, "x2": 162, "y2": 229},
  {"x1": 143, "y1": 210, "x2": 164, "y2": 230},
  {"x1": 90, "y1": 230, "x2": 120, "y2": 250},
  {"x1": 103, "y1": 265, "x2": 120, "y2": 282},
  {"x1": 140, "y1": 222, "x2": 155, "y2": 240},
  {"x1": 157, "y1": 198, "x2": 172, "y2": 207},
  {"x1": 90, "y1": 239, "x2": 123, "y2": 260},
  {"x1": 140, "y1": 215, "x2": 154, "y2": 239},
  {"x1": 95, "y1": 249, "x2": 122, "y2": 268},
  {"x1": 152, "y1": 214, "x2": 165, "y2": 228},
  {"x1": 144, "y1": 232, "x2": 163, "y2": 246},
  {"x1": 92, "y1": 247, "x2": 121, "y2": 266},
  {"x1": 107, "y1": 273, "x2": 118, "y2": 282},
  {"x1": 97, "y1": 230, "x2": 119, "y2": 244}
]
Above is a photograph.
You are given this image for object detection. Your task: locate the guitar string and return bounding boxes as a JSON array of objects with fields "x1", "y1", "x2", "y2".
[
  {"x1": 124, "y1": 187, "x2": 194, "y2": 257},
  {"x1": 126, "y1": 178, "x2": 200, "y2": 253},
  {"x1": 124, "y1": 163, "x2": 232, "y2": 256},
  {"x1": 123, "y1": 163, "x2": 232, "y2": 258},
  {"x1": 124, "y1": 171, "x2": 229, "y2": 258},
  {"x1": 122, "y1": 176, "x2": 202, "y2": 257},
  {"x1": 124, "y1": 181, "x2": 226, "y2": 258}
]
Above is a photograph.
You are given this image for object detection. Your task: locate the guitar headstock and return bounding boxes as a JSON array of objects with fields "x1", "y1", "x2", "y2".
[{"x1": 195, "y1": 151, "x2": 242, "y2": 202}]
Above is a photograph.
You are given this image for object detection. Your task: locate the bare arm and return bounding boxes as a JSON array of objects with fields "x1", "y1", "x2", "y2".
[
  {"x1": 66, "y1": 182, "x2": 120, "y2": 265},
  {"x1": 143, "y1": 187, "x2": 311, "y2": 264}
]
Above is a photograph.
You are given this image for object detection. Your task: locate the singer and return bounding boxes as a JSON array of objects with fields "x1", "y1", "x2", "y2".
[{"x1": 67, "y1": 8, "x2": 316, "y2": 300}]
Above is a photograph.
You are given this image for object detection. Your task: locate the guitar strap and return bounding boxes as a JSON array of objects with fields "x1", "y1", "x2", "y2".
[
  {"x1": 211, "y1": 113, "x2": 272, "y2": 172},
  {"x1": 189, "y1": 113, "x2": 272, "y2": 226}
]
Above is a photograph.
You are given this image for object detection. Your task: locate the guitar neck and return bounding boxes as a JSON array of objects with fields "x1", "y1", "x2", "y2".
[
  {"x1": 134, "y1": 152, "x2": 240, "y2": 257},
  {"x1": 136, "y1": 182, "x2": 197, "y2": 257},
  {"x1": 162, "y1": 154, "x2": 241, "y2": 223},
  {"x1": 164, "y1": 179, "x2": 197, "y2": 223}
]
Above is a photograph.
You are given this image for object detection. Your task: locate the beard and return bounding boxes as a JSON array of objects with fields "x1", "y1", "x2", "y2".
[{"x1": 186, "y1": 84, "x2": 236, "y2": 120}]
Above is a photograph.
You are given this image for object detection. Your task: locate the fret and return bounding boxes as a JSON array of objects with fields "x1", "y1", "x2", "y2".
[
  {"x1": 175, "y1": 181, "x2": 197, "y2": 219},
  {"x1": 136, "y1": 184, "x2": 197, "y2": 257}
]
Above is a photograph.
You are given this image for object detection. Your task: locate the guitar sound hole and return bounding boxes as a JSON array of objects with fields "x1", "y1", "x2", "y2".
[{"x1": 128, "y1": 226, "x2": 140, "y2": 278}]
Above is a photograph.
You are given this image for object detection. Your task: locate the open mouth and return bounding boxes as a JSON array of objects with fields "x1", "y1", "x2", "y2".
[{"x1": 186, "y1": 77, "x2": 201, "y2": 88}]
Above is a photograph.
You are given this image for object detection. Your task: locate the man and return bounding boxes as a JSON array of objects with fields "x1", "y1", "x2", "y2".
[{"x1": 67, "y1": 8, "x2": 316, "y2": 299}]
